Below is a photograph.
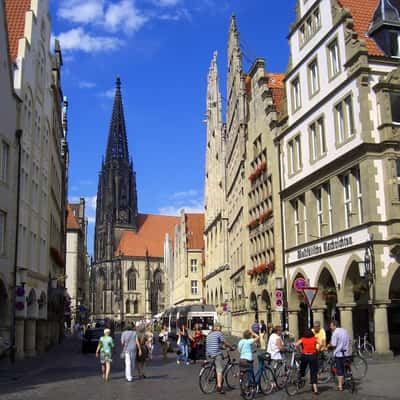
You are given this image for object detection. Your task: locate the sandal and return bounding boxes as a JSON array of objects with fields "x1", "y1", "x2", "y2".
[{"x1": 336, "y1": 386, "x2": 344, "y2": 391}]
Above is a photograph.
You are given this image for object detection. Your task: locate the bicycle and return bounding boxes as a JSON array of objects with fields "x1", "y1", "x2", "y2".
[
  {"x1": 319, "y1": 351, "x2": 367, "y2": 382},
  {"x1": 353, "y1": 333, "x2": 374, "y2": 359},
  {"x1": 318, "y1": 352, "x2": 356, "y2": 393},
  {"x1": 198, "y1": 346, "x2": 240, "y2": 394},
  {"x1": 239, "y1": 352, "x2": 279, "y2": 400}
]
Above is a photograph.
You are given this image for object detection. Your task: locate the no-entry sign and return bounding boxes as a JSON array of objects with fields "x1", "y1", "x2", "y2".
[{"x1": 293, "y1": 277, "x2": 306, "y2": 292}]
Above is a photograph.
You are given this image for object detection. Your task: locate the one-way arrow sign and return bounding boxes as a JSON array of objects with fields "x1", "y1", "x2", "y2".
[{"x1": 301, "y1": 287, "x2": 318, "y2": 308}]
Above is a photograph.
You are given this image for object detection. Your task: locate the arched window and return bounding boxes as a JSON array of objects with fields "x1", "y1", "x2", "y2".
[
  {"x1": 133, "y1": 300, "x2": 138, "y2": 314},
  {"x1": 127, "y1": 269, "x2": 136, "y2": 291},
  {"x1": 126, "y1": 300, "x2": 130, "y2": 314}
]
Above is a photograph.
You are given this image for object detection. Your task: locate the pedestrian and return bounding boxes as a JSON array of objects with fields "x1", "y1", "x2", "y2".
[
  {"x1": 121, "y1": 323, "x2": 141, "y2": 382},
  {"x1": 312, "y1": 321, "x2": 327, "y2": 351},
  {"x1": 296, "y1": 328, "x2": 319, "y2": 395},
  {"x1": 136, "y1": 329, "x2": 149, "y2": 379},
  {"x1": 159, "y1": 325, "x2": 169, "y2": 359},
  {"x1": 190, "y1": 324, "x2": 205, "y2": 363},
  {"x1": 145, "y1": 325, "x2": 154, "y2": 360},
  {"x1": 266, "y1": 325, "x2": 284, "y2": 366},
  {"x1": 328, "y1": 320, "x2": 350, "y2": 392},
  {"x1": 251, "y1": 319, "x2": 260, "y2": 335},
  {"x1": 238, "y1": 329, "x2": 260, "y2": 372},
  {"x1": 260, "y1": 320, "x2": 267, "y2": 350},
  {"x1": 176, "y1": 323, "x2": 192, "y2": 365},
  {"x1": 96, "y1": 328, "x2": 114, "y2": 382},
  {"x1": 205, "y1": 322, "x2": 233, "y2": 394}
]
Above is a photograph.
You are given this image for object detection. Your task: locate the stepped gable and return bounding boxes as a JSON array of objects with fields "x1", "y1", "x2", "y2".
[
  {"x1": 185, "y1": 213, "x2": 205, "y2": 250},
  {"x1": 66, "y1": 205, "x2": 80, "y2": 230},
  {"x1": 4, "y1": 0, "x2": 30, "y2": 60},
  {"x1": 337, "y1": 0, "x2": 384, "y2": 56},
  {"x1": 116, "y1": 214, "x2": 180, "y2": 258}
]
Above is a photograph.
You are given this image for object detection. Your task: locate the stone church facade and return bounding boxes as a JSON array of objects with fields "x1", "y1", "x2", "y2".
[{"x1": 91, "y1": 79, "x2": 179, "y2": 323}]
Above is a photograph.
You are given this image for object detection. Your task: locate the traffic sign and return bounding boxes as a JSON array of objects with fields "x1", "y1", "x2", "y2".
[
  {"x1": 275, "y1": 290, "x2": 284, "y2": 312},
  {"x1": 293, "y1": 277, "x2": 306, "y2": 292},
  {"x1": 301, "y1": 287, "x2": 318, "y2": 308}
]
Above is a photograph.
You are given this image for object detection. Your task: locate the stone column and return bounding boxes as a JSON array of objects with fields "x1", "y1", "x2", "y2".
[
  {"x1": 15, "y1": 319, "x2": 25, "y2": 359},
  {"x1": 36, "y1": 320, "x2": 48, "y2": 354},
  {"x1": 24, "y1": 319, "x2": 37, "y2": 357},
  {"x1": 374, "y1": 302, "x2": 393, "y2": 359},
  {"x1": 272, "y1": 311, "x2": 282, "y2": 327},
  {"x1": 338, "y1": 305, "x2": 354, "y2": 340},
  {"x1": 288, "y1": 310, "x2": 299, "y2": 340}
]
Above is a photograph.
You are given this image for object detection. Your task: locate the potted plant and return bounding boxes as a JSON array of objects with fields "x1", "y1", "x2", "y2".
[
  {"x1": 353, "y1": 281, "x2": 369, "y2": 295},
  {"x1": 322, "y1": 287, "x2": 337, "y2": 302}
]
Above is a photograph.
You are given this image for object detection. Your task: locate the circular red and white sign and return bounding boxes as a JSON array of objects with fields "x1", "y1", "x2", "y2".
[{"x1": 293, "y1": 277, "x2": 306, "y2": 292}]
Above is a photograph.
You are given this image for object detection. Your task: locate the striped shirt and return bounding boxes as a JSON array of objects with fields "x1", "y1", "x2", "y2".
[{"x1": 206, "y1": 331, "x2": 224, "y2": 357}]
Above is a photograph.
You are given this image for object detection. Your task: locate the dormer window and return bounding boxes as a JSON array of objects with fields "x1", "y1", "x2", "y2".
[{"x1": 369, "y1": 0, "x2": 400, "y2": 58}]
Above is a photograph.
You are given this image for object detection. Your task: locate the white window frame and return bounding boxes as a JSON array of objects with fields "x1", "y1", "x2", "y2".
[
  {"x1": 293, "y1": 199, "x2": 300, "y2": 246},
  {"x1": 309, "y1": 60, "x2": 319, "y2": 96},
  {"x1": 355, "y1": 168, "x2": 363, "y2": 224},
  {"x1": 345, "y1": 96, "x2": 355, "y2": 136},
  {"x1": 342, "y1": 174, "x2": 352, "y2": 229},
  {"x1": 295, "y1": 135, "x2": 302, "y2": 170},
  {"x1": 190, "y1": 259, "x2": 198, "y2": 273},
  {"x1": 288, "y1": 140, "x2": 295, "y2": 174},
  {"x1": 315, "y1": 187, "x2": 323, "y2": 237},
  {"x1": 325, "y1": 183, "x2": 333, "y2": 235},
  {"x1": 191, "y1": 280, "x2": 198, "y2": 295},
  {"x1": 336, "y1": 102, "x2": 345, "y2": 143},
  {"x1": 328, "y1": 40, "x2": 340, "y2": 77},
  {"x1": 318, "y1": 118, "x2": 326, "y2": 154},
  {"x1": 310, "y1": 122, "x2": 318, "y2": 161},
  {"x1": 291, "y1": 77, "x2": 301, "y2": 112},
  {"x1": 0, "y1": 211, "x2": 5, "y2": 256}
]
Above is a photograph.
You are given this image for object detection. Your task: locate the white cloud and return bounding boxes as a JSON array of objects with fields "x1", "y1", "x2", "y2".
[
  {"x1": 87, "y1": 216, "x2": 96, "y2": 224},
  {"x1": 153, "y1": 0, "x2": 182, "y2": 6},
  {"x1": 58, "y1": 0, "x2": 105, "y2": 24},
  {"x1": 158, "y1": 201, "x2": 204, "y2": 216},
  {"x1": 158, "y1": 8, "x2": 191, "y2": 21},
  {"x1": 79, "y1": 81, "x2": 96, "y2": 89},
  {"x1": 104, "y1": 0, "x2": 148, "y2": 34},
  {"x1": 171, "y1": 189, "x2": 198, "y2": 199},
  {"x1": 99, "y1": 88, "x2": 116, "y2": 98},
  {"x1": 56, "y1": 28, "x2": 123, "y2": 53}
]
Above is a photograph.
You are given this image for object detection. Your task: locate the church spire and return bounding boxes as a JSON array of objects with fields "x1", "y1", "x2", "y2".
[{"x1": 105, "y1": 77, "x2": 129, "y2": 164}]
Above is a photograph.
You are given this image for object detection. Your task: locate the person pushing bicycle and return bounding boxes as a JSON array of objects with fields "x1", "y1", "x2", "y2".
[{"x1": 206, "y1": 322, "x2": 233, "y2": 395}]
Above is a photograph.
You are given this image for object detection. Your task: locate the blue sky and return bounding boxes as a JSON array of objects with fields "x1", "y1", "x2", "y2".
[{"x1": 50, "y1": 0, "x2": 296, "y2": 254}]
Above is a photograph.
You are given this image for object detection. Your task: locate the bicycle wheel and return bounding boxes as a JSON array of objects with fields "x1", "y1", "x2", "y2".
[
  {"x1": 284, "y1": 368, "x2": 302, "y2": 396},
  {"x1": 259, "y1": 366, "x2": 275, "y2": 395},
  {"x1": 361, "y1": 343, "x2": 374, "y2": 359},
  {"x1": 240, "y1": 371, "x2": 256, "y2": 400},
  {"x1": 225, "y1": 362, "x2": 240, "y2": 390},
  {"x1": 351, "y1": 355, "x2": 368, "y2": 380},
  {"x1": 274, "y1": 362, "x2": 287, "y2": 389},
  {"x1": 199, "y1": 364, "x2": 217, "y2": 394},
  {"x1": 318, "y1": 355, "x2": 332, "y2": 384}
]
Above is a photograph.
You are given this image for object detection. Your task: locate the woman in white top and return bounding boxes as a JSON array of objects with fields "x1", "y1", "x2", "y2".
[{"x1": 267, "y1": 325, "x2": 284, "y2": 363}]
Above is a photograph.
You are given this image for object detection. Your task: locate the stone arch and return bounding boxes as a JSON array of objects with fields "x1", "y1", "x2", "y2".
[
  {"x1": 388, "y1": 265, "x2": 400, "y2": 354},
  {"x1": 249, "y1": 292, "x2": 258, "y2": 320},
  {"x1": 314, "y1": 264, "x2": 338, "y2": 325},
  {"x1": 342, "y1": 256, "x2": 369, "y2": 339},
  {"x1": 38, "y1": 291, "x2": 47, "y2": 319},
  {"x1": 0, "y1": 278, "x2": 9, "y2": 338},
  {"x1": 260, "y1": 289, "x2": 272, "y2": 324},
  {"x1": 219, "y1": 286, "x2": 223, "y2": 305},
  {"x1": 26, "y1": 288, "x2": 38, "y2": 319},
  {"x1": 288, "y1": 269, "x2": 310, "y2": 310}
]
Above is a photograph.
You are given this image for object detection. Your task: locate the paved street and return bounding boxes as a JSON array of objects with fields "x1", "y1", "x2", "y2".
[{"x1": 0, "y1": 336, "x2": 400, "y2": 400}]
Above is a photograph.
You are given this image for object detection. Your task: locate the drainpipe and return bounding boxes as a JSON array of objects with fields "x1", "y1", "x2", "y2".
[
  {"x1": 277, "y1": 141, "x2": 288, "y2": 330},
  {"x1": 10, "y1": 129, "x2": 23, "y2": 363}
]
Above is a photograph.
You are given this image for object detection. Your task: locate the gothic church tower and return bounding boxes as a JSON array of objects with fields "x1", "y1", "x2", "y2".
[{"x1": 94, "y1": 78, "x2": 138, "y2": 262}]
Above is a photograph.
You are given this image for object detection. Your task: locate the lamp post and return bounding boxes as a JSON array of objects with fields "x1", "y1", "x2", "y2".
[{"x1": 357, "y1": 237, "x2": 375, "y2": 344}]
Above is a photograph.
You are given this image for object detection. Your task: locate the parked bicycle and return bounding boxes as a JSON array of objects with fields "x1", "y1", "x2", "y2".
[
  {"x1": 239, "y1": 351, "x2": 279, "y2": 400},
  {"x1": 198, "y1": 345, "x2": 239, "y2": 394},
  {"x1": 353, "y1": 333, "x2": 374, "y2": 359}
]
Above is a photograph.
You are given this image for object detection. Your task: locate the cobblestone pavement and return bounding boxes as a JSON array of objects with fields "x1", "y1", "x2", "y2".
[{"x1": 0, "y1": 335, "x2": 399, "y2": 400}]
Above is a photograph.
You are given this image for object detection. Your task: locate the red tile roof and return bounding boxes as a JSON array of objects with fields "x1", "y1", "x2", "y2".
[
  {"x1": 4, "y1": 0, "x2": 31, "y2": 61},
  {"x1": 116, "y1": 214, "x2": 180, "y2": 258},
  {"x1": 337, "y1": 0, "x2": 384, "y2": 56},
  {"x1": 185, "y1": 213, "x2": 204, "y2": 250},
  {"x1": 266, "y1": 73, "x2": 285, "y2": 114},
  {"x1": 66, "y1": 205, "x2": 80, "y2": 230}
]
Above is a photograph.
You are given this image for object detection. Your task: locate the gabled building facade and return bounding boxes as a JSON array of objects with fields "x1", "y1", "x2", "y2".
[
  {"x1": 172, "y1": 212, "x2": 205, "y2": 306},
  {"x1": 4, "y1": 0, "x2": 68, "y2": 358},
  {"x1": 0, "y1": 0, "x2": 19, "y2": 346},
  {"x1": 276, "y1": 0, "x2": 400, "y2": 356}
]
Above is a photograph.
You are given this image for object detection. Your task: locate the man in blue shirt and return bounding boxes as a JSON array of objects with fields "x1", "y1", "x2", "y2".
[{"x1": 206, "y1": 322, "x2": 232, "y2": 394}]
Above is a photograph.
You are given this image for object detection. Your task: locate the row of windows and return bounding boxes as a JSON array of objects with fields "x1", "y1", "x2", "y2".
[
  {"x1": 287, "y1": 94, "x2": 355, "y2": 175},
  {"x1": 289, "y1": 167, "x2": 363, "y2": 247},
  {"x1": 291, "y1": 39, "x2": 341, "y2": 112},
  {"x1": 299, "y1": 6, "x2": 321, "y2": 48}
]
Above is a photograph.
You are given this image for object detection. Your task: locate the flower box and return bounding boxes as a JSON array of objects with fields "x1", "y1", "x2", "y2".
[{"x1": 247, "y1": 218, "x2": 260, "y2": 230}]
